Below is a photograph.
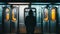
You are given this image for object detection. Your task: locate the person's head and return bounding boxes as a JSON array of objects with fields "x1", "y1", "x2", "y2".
[{"x1": 29, "y1": 9, "x2": 33, "y2": 16}]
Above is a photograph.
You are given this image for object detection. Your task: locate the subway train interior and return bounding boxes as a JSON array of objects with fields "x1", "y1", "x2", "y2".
[{"x1": 0, "y1": 2, "x2": 60, "y2": 34}]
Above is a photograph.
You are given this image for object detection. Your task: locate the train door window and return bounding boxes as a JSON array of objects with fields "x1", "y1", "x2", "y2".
[
  {"x1": 12, "y1": 8, "x2": 17, "y2": 22},
  {"x1": 44, "y1": 8, "x2": 48, "y2": 22},
  {"x1": 51, "y1": 8, "x2": 56, "y2": 21},
  {"x1": 24, "y1": 8, "x2": 30, "y2": 18},
  {"x1": 5, "y1": 8, "x2": 10, "y2": 21}
]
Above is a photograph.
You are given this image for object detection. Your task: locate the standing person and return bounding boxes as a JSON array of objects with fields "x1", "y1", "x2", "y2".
[{"x1": 25, "y1": 9, "x2": 36, "y2": 34}]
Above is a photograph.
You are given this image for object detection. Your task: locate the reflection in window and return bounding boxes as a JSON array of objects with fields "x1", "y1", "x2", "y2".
[
  {"x1": 5, "y1": 8, "x2": 10, "y2": 21},
  {"x1": 51, "y1": 8, "x2": 56, "y2": 21},
  {"x1": 44, "y1": 8, "x2": 48, "y2": 22}
]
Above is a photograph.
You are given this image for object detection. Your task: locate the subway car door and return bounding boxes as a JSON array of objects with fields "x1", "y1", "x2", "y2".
[
  {"x1": 10, "y1": 5, "x2": 19, "y2": 33},
  {"x1": 2, "y1": 5, "x2": 11, "y2": 33},
  {"x1": 43, "y1": 7, "x2": 49, "y2": 33},
  {"x1": 49, "y1": 5, "x2": 58, "y2": 34},
  {"x1": 0, "y1": 5, "x2": 4, "y2": 33},
  {"x1": 50, "y1": 7, "x2": 57, "y2": 33},
  {"x1": 31, "y1": 5, "x2": 43, "y2": 34}
]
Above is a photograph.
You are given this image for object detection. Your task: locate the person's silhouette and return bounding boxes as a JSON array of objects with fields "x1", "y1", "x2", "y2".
[{"x1": 25, "y1": 9, "x2": 36, "y2": 34}]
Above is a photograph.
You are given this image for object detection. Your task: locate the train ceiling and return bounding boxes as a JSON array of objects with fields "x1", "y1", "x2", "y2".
[{"x1": 0, "y1": 0, "x2": 60, "y2": 2}]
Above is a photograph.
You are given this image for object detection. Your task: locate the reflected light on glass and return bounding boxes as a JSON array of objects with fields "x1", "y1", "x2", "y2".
[
  {"x1": 12, "y1": 9, "x2": 17, "y2": 22},
  {"x1": 5, "y1": 8, "x2": 10, "y2": 21},
  {"x1": 51, "y1": 8, "x2": 56, "y2": 21},
  {"x1": 44, "y1": 8, "x2": 48, "y2": 22}
]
